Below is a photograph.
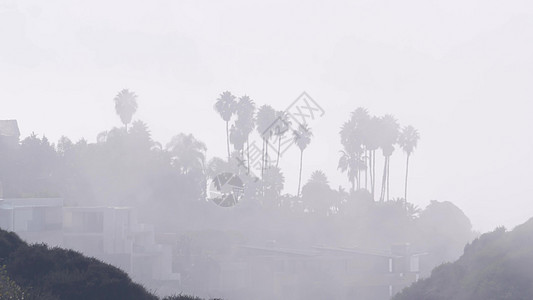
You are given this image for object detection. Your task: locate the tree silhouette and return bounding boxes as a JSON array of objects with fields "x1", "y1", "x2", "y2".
[
  {"x1": 338, "y1": 148, "x2": 364, "y2": 192},
  {"x1": 365, "y1": 116, "x2": 381, "y2": 200},
  {"x1": 214, "y1": 91, "x2": 237, "y2": 162},
  {"x1": 166, "y1": 133, "x2": 207, "y2": 175},
  {"x1": 301, "y1": 170, "x2": 335, "y2": 215},
  {"x1": 274, "y1": 111, "x2": 291, "y2": 167},
  {"x1": 255, "y1": 105, "x2": 276, "y2": 178},
  {"x1": 339, "y1": 108, "x2": 369, "y2": 192},
  {"x1": 293, "y1": 123, "x2": 312, "y2": 197},
  {"x1": 261, "y1": 166, "x2": 285, "y2": 204},
  {"x1": 229, "y1": 124, "x2": 246, "y2": 154},
  {"x1": 399, "y1": 125, "x2": 420, "y2": 201},
  {"x1": 234, "y1": 96, "x2": 256, "y2": 173},
  {"x1": 113, "y1": 89, "x2": 138, "y2": 131},
  {"x1": 377, "y1": 115, "x2": 400, "y2": 202}
]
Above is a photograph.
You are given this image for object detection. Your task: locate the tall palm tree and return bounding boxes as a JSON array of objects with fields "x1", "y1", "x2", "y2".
[
  {"x1": 256, "y1": 105, "x2": 276, "y2": 178},
  {"x1": 377, "y1": 115, "x2": 400, "y2": 202},
  {"x1": 274, "y1": 111, "x2": 291, "y2": 167},
  {"x1": 293, "y1": 123, "x2": 313, "y2": 197},
  {"x1": 350, "y1": 108, "x2": 370, "y2": 189},
  {"x1": 339, "y1": 108, "x2": 369, "y2": 192},
  {"x1": 214, "y1": 91, "x2": 237, "y2": 161},
  {"x1": 114, "y1": 89, "x2": 138, "y2": 131},
  {"x1": 399, "y1": 125, "x2": 420, "y2": 201},
  {"x1": 235, "y1": 96, "x2": 256, "y2": 172},
  {"x1": 366, "y1": 116, "x2": 381, "y2": 200},
  {"x1": 166, "y1": 133, "x2": 207, "y2": 175}
]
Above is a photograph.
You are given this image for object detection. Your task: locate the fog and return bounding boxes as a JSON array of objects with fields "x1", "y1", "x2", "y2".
[{"x1": 1, "y1": 0, "x2": 532, "y2": 299}]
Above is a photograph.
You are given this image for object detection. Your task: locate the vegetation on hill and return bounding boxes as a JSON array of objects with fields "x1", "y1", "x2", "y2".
[
  {"x1": 394, "y1": 217, "x2": 533, "y2": 300},
  {"x1": 0, "y1": 229, "x2": 215, "y2": 300}
]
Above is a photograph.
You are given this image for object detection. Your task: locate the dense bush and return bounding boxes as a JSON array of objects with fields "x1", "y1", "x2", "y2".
[
  {"x1": 0, "y1": 228, "x2": 157, "y2": 300},
  {"x1": 0, "y1": 229, "x2": 220, "y2": 300}
]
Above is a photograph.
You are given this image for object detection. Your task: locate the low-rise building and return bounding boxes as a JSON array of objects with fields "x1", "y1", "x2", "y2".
[{"x1": 0, "y1": 198, "x2": 180, "y2": 295}]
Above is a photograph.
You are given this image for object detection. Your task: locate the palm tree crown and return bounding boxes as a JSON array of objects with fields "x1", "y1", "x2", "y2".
[
  {"x1": 214, "y1": 91, "x2": 237, "y2": 161},
  {"x1": 114, "y1": 89, "x2": 138, "y2": 129},
  {"x1": 399, "y1": 125, "x2": 420, "y2": 155},
  {"x1": 214, "y1": 91, "x2": 237, "y2": 122},
  {"x1": 166, "y1": 133, "x2": 207, "y2": 175},
  {"x1": 293, "y1": 123, "x2": 313, "y2": 197},
  {"x1": 293, "y1": 123, "x2": 312, "y2": 152}
]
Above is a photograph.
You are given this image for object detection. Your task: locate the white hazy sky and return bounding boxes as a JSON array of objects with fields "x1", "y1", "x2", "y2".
[{"x1": 1, "y1": 0, "x2": 532, "y2": 232}]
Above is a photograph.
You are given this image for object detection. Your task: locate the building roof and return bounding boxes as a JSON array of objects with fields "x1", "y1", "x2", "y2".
[
  {"x1": 0, "y1": 120, "x2": 20, "y2": 137},
  {"x1": 239, "y1": 245, "x2": 321, "y2": 257},
  {"x1": 0, "y1": 198, "x2": 64, "y2": 209}
]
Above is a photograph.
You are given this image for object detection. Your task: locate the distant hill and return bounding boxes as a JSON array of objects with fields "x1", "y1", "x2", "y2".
[
  {"x1": 394, "y1": 218, "x2": 533, "y2": 300},
  {"x1": 0, "y1": 228, "x2": 216, "y2": 300}
]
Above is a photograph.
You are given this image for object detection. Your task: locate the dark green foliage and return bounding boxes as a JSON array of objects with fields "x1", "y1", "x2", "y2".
[
  {"x1": 394, "y1": 218, "x2": 533, "y2": 300},
  {"x1": 0, "y1": 265, "x2": 25, "y2": 299},
  {"x1": 0, "y1": 229, "x2": 158, "y2": 300}
]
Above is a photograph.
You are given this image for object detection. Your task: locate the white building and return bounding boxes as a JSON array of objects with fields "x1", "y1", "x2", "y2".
[{"x1": 0, "y1": 198, "x2": 180, "y2": 294}]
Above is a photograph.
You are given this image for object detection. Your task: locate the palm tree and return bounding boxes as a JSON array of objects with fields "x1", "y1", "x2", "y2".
[
  {"x1": 166, "y1": 133, "x2": 207, "y2": 175},
  {"x1": 293, "y1": 123, "x2": 313, "y2": 197},
  {"x1": 255, "y1": 105, "x2": 276, "y2": 177},
  {"x1": 235, "y1": 96, "x2": 256, "y2": 172},
  {"x1": 214, "y1": 91, "x2": 237, "y2": 161},
  {"x1": 113, "y1": 89, "x2": 138, "y2": 131},
  {"x1": 377, "y1": 115, "x2": 400, "y2": 202},
  {"x1": 338, "y1": 148, "x2": 364, "y2": 192},
  {"x1": 350, "y1": 108, "x2": 370, "y2": 189},
  {"x1": 339, "y1": 108, "x2": 369, "y2": 192},
  {"x1": 365, "y1": 116, "x2": 381, "y2": 200},
  {"x1": 274, "y1": 111, "x2": 291, "y2": 167},
  {"x1": 229, "y1": 124, "x2": 246, "y2": 154},
  {"x1": 399, "y1": 125, "x2": 420, "y2": 201}
]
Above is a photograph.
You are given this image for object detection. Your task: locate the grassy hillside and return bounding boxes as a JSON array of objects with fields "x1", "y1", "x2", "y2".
[{"x1": 394, "y1": 218, "x2": 533, "y2": 300}]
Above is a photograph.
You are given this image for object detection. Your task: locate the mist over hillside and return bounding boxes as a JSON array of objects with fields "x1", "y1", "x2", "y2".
[{"x1": 1, "y1": 0, "x2": 532, "y2": 299}]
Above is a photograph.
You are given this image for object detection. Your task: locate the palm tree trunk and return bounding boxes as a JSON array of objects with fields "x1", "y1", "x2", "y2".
[
  {"x1": 369, "y1": 150, "x2": 374, "y2": 199},
  {"x1": 404, "y1": 154, "x2": 410, "y2": 201},
  {"x1": 297, "y1": 149, "x2": 303, "y2": 197},
  {"x1": 261, "y1": 138, "x2": 265, "y2": 179},
  {"x1": 386, "y1": 156, "x2": 391, "y2": 201},
  {"x1": 247, "y1": 138, "x2": 250, "y2": 173},
  {"x1": 380, "y1": 156, "x2": 387, "y2": 202},
  {"x1": 276, "y1": 135, "x2": 281, "y2": 167},
  {"x1": 226, "y1": 121, "x2": 230, "y2": 161},
  {"x1": 265, "y1": 138, "x2": 269, "y2": 170},
  {"x1": 357, "y1": 167, "x2": 361, "y2": 190},
  {"x1": 373, "y1": 150, "x2": 376, "y2": 200},
  {"x1": 365, "y1": 149, "x2": 368, "y2": 190}
]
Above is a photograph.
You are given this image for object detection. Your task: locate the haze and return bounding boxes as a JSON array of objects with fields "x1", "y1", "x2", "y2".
[{"x1": 1, "y1": 0, "x2": 532, "y2": 232}]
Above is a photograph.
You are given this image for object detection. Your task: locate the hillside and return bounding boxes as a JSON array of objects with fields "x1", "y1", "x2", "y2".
[
  {"x1": 0, "y1": 229, "x2": 215, "y2": 300},
  {"x1": 394, "y1": 218, "x2": 533, "y2": 300}
]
